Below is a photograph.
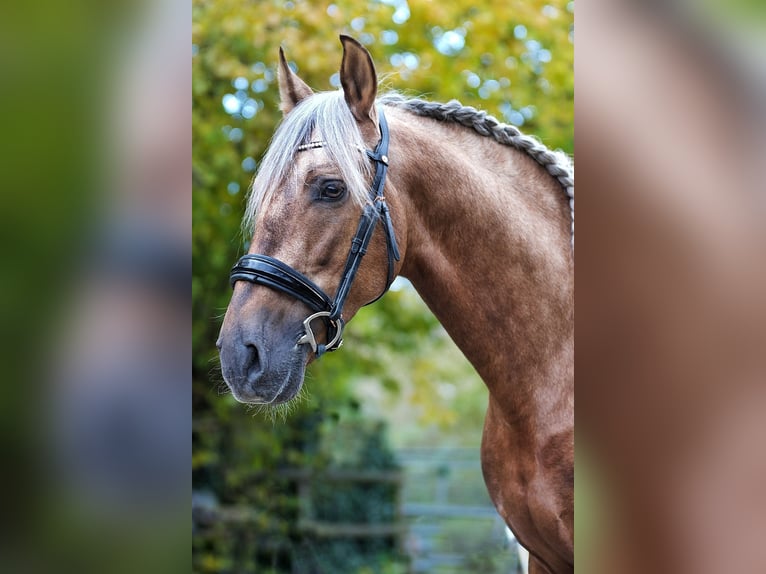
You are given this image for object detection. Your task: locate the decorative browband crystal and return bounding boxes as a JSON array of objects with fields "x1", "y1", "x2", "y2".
[{"x1": 296, "y1": 140, "x2": 326, "y2": 151}]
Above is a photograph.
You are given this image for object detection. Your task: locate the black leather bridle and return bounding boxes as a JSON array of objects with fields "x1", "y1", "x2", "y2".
[{"x1": 229, "y1": 109, "x2": 400, "y2": 358}]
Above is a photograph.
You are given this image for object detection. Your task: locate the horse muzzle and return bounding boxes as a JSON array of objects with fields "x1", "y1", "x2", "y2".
[{"x1": 217, "y1": 328, "x2": 309, "y2": 405}]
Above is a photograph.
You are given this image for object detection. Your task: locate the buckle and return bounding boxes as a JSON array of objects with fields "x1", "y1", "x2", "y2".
[{"x1": 297, "y1": 311, "x2": 344, "y2": 356}]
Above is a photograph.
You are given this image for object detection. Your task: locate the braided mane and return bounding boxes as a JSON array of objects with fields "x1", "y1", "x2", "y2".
[
  {"x1": 379, "y1": 93, "x2": 574, "y2": 241},
  {"x1": 244, "y1": 90, "x2": 574, "y2": 243}
]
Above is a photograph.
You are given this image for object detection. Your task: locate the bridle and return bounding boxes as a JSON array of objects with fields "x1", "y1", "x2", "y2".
[{"x1": 229, "y1": 109, "x2": 400, "y2": 358}]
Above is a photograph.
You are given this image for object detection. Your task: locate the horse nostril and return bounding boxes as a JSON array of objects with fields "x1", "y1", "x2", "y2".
[{"x1": 245, "y1": 343, "x2": 263, "y2": 382}]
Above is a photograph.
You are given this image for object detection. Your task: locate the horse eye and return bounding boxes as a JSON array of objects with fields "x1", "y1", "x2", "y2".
[{"x1": 318, "y1": 180, "x2": 347, "y2": 201}]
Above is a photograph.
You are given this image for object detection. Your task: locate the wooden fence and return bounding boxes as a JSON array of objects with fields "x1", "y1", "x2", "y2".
[
  {"x1": 281, "y1": 468, "x2": 407, "y2": 542},
  {"x1": 193, "y1": 467, "x2": 408, "y2": 573},
  {"x1": 193, "y1": 450, "x2": 524, "y2": 573},
  {"x1": 397, "y1": 447, "x2": 524, "y2": 574}
]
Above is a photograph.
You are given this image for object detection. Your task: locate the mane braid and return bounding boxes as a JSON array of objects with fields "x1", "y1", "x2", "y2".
[
  {"x1": 243, "y1": 90, "x2": 573, "y2": 245},
  {"x1": 379, "y1": 93, "x2": 574, "y2": 243}
]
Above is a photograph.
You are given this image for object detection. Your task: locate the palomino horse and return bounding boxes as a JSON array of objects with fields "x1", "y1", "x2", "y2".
[{"x1": 218, "y1": 36, "x2": 574, "y2": 573}]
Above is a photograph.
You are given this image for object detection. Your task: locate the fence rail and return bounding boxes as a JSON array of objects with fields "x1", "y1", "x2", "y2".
[
  {"x1": 402, "y1": 502, "x2": 499, "y2": 518},
  {"x1": 395, "y1": 447, "x2": 522, "y2": 574}
]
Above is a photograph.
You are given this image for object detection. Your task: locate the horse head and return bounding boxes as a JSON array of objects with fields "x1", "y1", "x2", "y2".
[{"x1": 217, "y1": 36, "x2": 404, "y2": 404}]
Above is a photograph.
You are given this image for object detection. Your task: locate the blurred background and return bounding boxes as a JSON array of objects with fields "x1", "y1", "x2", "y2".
[
  {"x1": 0, "y1": 0, "x2": 190, "y2": 573},
  {"x1": 192, "y1": 0, "x2": 571, "y2": 572}
]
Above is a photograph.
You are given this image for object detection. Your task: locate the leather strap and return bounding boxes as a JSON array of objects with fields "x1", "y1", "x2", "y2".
[
  {"x1": 230, "y1": 254, "x2": 331, "y2": 313},
  {"x1": 330, "y1": 111, "x2": 400, "y2": 318}
]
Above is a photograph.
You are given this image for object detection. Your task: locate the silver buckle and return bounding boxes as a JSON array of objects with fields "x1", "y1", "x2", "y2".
[{"x1": 297, "y1": 311, "x2": 344, "y2": 354}]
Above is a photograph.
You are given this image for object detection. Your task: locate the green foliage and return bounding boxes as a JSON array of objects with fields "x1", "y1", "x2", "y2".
[
  {"x1": 193, "y1": 1, "x2": 572, "y2": 571},
  {"x1": 193, "y1": 407, "x2": 407, "y2": 573}
]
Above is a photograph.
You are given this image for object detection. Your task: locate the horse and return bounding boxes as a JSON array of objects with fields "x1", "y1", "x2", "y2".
[{"x1": 217, "y1": 35, "x2": 574, "y2": 574}]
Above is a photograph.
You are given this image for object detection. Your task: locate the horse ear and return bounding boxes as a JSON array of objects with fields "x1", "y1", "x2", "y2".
[
  {"x1": 339, "y1": 35, "x2": 378, "y2": 125},
  {"x1": 278, "y1": 46, "x2": 313, "y2": 115}
]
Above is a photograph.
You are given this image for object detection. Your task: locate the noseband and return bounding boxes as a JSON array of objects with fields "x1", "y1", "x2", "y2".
[{"x1": 229, "y1": 109, "x2": 400, "y2": 358}]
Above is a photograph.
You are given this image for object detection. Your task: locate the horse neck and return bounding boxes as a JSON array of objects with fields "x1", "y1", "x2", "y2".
[{"x1": 388, "y1": 108, "x2": 573, "y2": 427}]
